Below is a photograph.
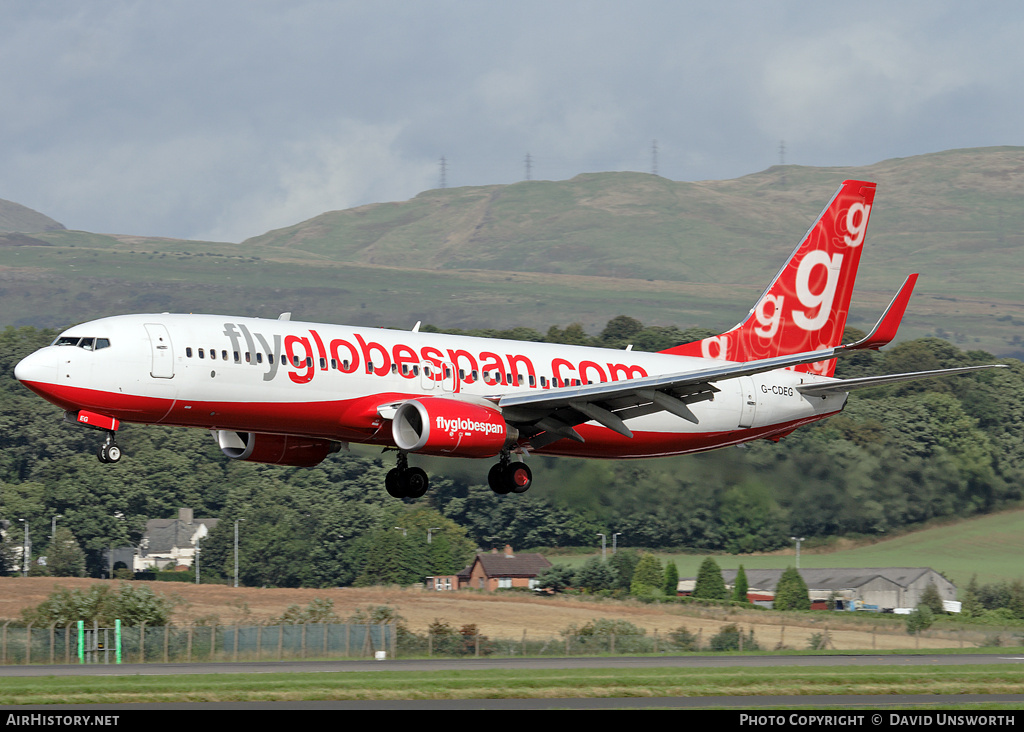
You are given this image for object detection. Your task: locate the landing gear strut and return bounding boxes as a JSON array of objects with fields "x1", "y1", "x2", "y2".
[
  {"x1": 385, "y1": 451, "x2": 429, "y2": 499},
  {"x1": 97, "y1": 432, "x2": 121, "y2": 464},
  {"x1": 488, "y1": 451, "x2": 532, "y2": 494}
]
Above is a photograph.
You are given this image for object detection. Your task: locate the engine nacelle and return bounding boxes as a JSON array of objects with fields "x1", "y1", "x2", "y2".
[
  {"x1": 392, "y1": 398, "x2": 509, "y2": 457},
  {"x1": 214, "y1": 431, "x2": 342, "y2": 467}
]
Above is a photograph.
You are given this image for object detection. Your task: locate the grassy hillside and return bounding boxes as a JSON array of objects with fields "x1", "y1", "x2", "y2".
[
  {"x1": 244, "y1": 146, "x2": 1024, "y2": 298},
  {"x1": 0, "y1": 198, "x2": 64, "y2": 233},
  {"x1": 555, "y1": 507, "x2": 1024, "y2": 586},
  {"x1": 1, "y1": 147, "x2": 1023, "y2": 355}
]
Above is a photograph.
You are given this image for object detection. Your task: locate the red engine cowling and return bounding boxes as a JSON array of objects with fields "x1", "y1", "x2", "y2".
[
  {"x1": 392, "y1": 398, "x2": 508, "y2": 457},
  {"x1": 215, "y1": 431, "x2": 341, "y2": 467}
]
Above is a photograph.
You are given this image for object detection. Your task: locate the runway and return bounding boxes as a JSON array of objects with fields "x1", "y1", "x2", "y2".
[
  {"x1": 4, "y1": 654, "x2": 1023, "y2": 711},
  {"x1": 2, "y1": 652, "x2": 1024, "y2": 677}
]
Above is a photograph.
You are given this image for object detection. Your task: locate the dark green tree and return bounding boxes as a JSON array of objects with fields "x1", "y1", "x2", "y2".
[
  {"x1": 773, "y1": 567, "x2": 810, "y2": 611},
  {"x1": 607, "y1": 549, "x2": 640, "y2": 592},
  {"x1": 733, "y1": 564, "x2": 750, "y2": 604},
  {"x1": 662, "y1": 560, "x2": 679, "y2": 596},
  {"x1": 535, "y1": 564, "x2": 575, "y2": 593},
  {"x1": 574, "y1": 557, "x2": 616, "y2": 593},
  {"x1": 630, "y1": 553, "x2": 664, "y2": 596},
  {"x1": 919, "y1": 582, "x2": 944, "y2": 614},
  {"x1": 961, "y1": 575, "x2": 983, "y2": 617},
  {"x1": 692, "y1": 557, "x2": 728, "y2": 600},
  {"x1": 905, "y1": 605, "x2": 935, "y2": 634},
  {"x1": 47, "y1": 526, "x2": 86, "y2": 577}
]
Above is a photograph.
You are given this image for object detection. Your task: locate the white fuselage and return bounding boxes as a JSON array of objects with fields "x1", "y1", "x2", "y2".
[{"x1": 15, "y1": 313, "x2": 848, "y2": 459}]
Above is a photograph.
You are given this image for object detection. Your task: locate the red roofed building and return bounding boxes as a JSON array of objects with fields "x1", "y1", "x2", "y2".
[{"x1": 427, "y1": 545, "x2": 551, "y2": 591}]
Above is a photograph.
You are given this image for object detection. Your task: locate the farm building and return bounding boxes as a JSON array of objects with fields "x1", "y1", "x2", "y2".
[{"x1": 678, "y1": 567, "x2": 957, "y2": 611}]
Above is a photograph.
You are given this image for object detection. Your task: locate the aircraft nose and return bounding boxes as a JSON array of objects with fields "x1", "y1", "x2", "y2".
[{"x1": 14, "y1": 348, "x2": 57, "y2": 385}]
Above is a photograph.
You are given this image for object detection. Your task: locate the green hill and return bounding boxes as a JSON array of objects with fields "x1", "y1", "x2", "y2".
[
  {"x1": 0, "y1": 198, "x2": 64, "y2": 233},
  {"x1": 561, "y1": 508, "x2": 1024, "y2": 585},
  {"x1": 1, "y1": 146, "x2": 1023, "y2": 356},
  {"x1": 245, "y1": 145, "x2": 1024, "y2": 300}
]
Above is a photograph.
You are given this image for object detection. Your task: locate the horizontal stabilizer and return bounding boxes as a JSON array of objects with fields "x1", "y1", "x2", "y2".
[{"x1": 797, "y1": 364, "x2": 1007, "y2": 397}]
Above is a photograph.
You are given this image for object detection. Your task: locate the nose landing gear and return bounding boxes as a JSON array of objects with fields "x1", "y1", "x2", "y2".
[{"x1": 97, "y1": 432, "x2": 121, "y2": 463}]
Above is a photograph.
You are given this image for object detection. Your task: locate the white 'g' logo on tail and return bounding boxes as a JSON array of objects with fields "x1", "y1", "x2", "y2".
[
  {"x1": 793, "y1": 251, "x2": 843, "y2": 331},
  {"x1": 844, "y1": 203, "x2": 871, "y2": 247},
  {"x1": 701, "y1": 336, "x2": 728, "y2": 360},
  {"x1": 754, "y1": 294, "x2": 784, "y2": 339}
]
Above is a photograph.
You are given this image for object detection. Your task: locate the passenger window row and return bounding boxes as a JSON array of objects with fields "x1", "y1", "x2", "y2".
[{"x1": 182, "y1": 347, "x2": 586, "y2": 388}]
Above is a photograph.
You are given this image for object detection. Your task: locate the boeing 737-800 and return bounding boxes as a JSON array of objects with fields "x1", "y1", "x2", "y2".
[{"x1": 14, "y1": 180, "x2": 1004, "y2": 498}]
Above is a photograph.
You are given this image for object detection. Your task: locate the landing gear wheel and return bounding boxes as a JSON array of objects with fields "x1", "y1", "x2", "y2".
[
  {"x1": 96, "y1": 430, "x2": 122, "y2": 464},
  {"x1": 488, "y1": 460, "x2": 532, "y2": 494},
  {"x1": 97, "y1": 442, "x2": 122, "y2": 464},
  {"x1": 385, "y1": 455, "x2": 430, "y2": 499},
  {"x1": 385, "y1": 468, "x2": 403, "y2": 498},
  {"x1": 400, "y1": 467, "x2": 429, "y2": 498},
  {"x1": 488, "y1": 463, "x2": 511, "y2": 494},
  {"x1": 508, "y1": 462, "x2": 532, "y2": 493}
]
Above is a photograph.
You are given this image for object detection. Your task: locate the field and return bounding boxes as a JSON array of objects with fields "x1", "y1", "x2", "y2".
[
  {"x1": 549, "y1": 506, "x2": 1024, "y2": 587},
  {"x1": 3, "y1": 666, "x2": 1024, "y2": 707},
  {"x1": 3, "y1": 511, "x2": 1024, "y2": 652},
  {"x1": 0, "y1": 576, "x2": 991, "y2": 652}
]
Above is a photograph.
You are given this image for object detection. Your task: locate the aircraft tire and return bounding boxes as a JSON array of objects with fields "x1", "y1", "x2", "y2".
[
  {"x1": 508, "y1": 463, "x2": 532, "y2": 493},
  {"x1": 402, "y1": 467, "x2": 430, "y2": 498},
  {"x1": 488, "y1": 463, "x2": 511, "y2": 494},
  {"x1": 106, "y1": 444, "x2": 122, "y2": 463},
  {"x1": 385, "y1": 468, "x2": 404, "y2": 498}
]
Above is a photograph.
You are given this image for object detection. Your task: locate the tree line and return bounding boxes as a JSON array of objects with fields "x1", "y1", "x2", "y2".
[{"x1": 1, "y1": 320, "x2": 1021, "y2": 587}]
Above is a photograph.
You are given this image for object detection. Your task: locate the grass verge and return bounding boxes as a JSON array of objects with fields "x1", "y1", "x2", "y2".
[{"x1": 2, "y1": 665, "x2": 1023, "y2": 705}]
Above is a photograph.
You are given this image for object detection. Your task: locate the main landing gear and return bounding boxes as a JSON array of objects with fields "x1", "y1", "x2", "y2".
[
  {"x1": 97, "y1": 432, "x2": 122, "y2": 464},
  {"x1": 487, "y1": 452, "x2": 532, "y2": 495},
  {"x1": 384, "y1": 450, "x2": 533, "y2": 498},
  {"x1": 385, "y1": 452, "x2": 429, "y2": 499}
]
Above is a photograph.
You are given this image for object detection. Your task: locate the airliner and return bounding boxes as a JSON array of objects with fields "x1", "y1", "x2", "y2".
[{"x1": 13, "y1": 180, "x2": 1004, "y2": 498}]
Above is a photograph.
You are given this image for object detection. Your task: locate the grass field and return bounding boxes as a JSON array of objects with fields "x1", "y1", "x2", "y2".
[
  {"x1": 551, "y1": 506, "x2": 1024, "y2": 587},
  {"x1": 2, "y1": 665, "x2": 1023, "y2": 706}
]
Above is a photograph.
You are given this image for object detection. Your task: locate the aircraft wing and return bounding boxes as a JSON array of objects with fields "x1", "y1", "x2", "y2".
[
  {"x1": 498, "y1": 347, "x2": 838, "y2": 442},
  {"x1": 496, "y1": 275, "x2": 1006, "y2": 445}
]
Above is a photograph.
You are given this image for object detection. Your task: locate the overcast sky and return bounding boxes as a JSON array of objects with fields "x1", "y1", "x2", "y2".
[{"x1": 2, "y1": 1, "x2": 1022, "y2": 242}]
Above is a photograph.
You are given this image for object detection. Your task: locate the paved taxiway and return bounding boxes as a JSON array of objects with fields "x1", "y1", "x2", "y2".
[{"x1": 2, "y1": 652, "x2": 1024, "y2": 677}]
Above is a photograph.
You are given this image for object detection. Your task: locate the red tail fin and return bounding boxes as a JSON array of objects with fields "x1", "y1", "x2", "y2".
[{"x1": 662, "y1": 179, "x2": 876, "y2": 376}]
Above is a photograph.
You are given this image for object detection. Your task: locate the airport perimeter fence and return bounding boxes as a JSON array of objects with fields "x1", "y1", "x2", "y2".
[
  {"x1": 2, "y1": 620, "x2": 1022, "y2": 664},
  {"x1": 0, "y1": 622, "x2": 396, "y2": 665}
]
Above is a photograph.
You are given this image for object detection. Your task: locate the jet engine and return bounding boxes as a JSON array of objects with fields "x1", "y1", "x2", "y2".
[
  {"x1": 214, "y1": 430, "x2": 342, "y2": 467},
  {"x1": 391, "y1": 398, "x2": 510, "y2": 457}
]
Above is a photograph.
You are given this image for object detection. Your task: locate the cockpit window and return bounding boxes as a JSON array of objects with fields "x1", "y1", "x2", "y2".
[{"x1": 51, "y1": 336, "x2": 111, "y2": 350}]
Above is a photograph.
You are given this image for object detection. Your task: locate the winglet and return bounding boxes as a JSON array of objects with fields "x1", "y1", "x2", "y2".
[{"x1": 840, "y1": 273, "x2": 918, "y2": 352}]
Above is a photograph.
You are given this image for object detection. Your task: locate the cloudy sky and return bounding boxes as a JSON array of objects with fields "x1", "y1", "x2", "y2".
[{"x1": 2, "y1": 1, "x2": 1022, "y2": 242}]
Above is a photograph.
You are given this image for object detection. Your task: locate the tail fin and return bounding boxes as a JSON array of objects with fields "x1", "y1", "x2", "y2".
[{"x1": 661, "y1": 179, "x2": 876, "y2": 376}]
